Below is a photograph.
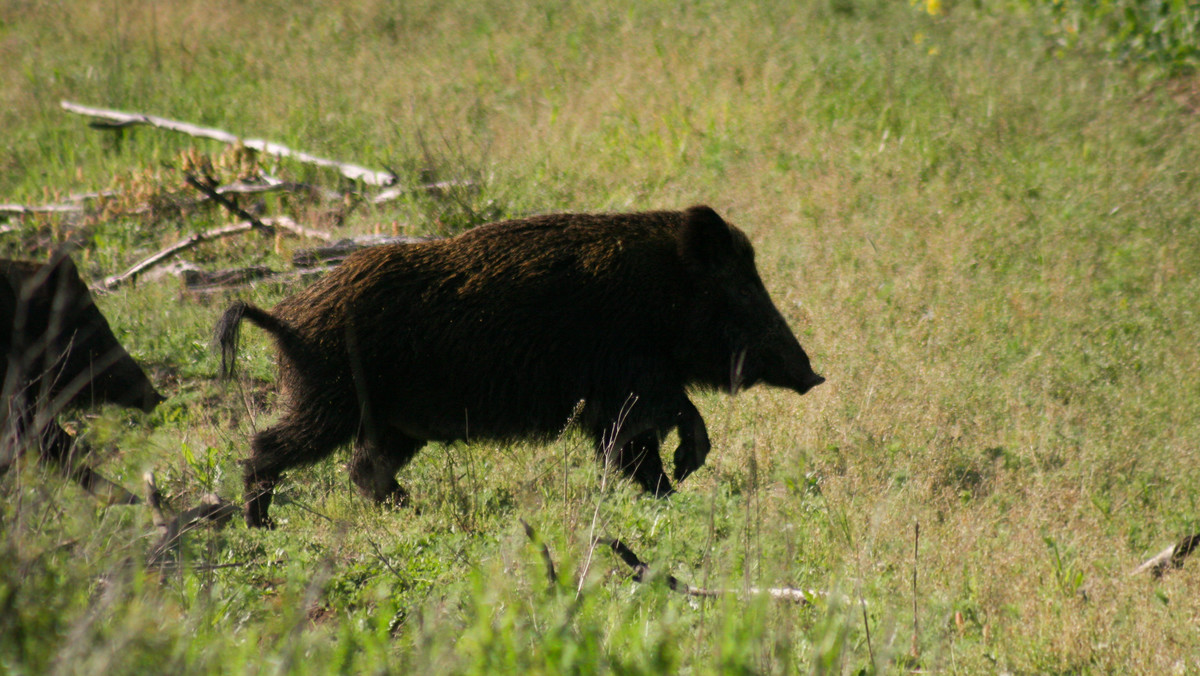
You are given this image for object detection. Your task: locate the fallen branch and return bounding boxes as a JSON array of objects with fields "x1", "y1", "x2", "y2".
[
  {"x1": 292, "y1": 234, "x2": 431, "y2": 267},
  {"x1": 183, "y1": 172, "x2": 333, "y2": 243},
  {"x1": 371, "y1": 180, "x2": 477, "y2": 204},
  {"x1": 520, "y1": 518, "x2": 559, "y2": 586},
  {"x1": 181, "y1": 265, "x2": 275, "y2": 289},
  {"x1": 0, "y1": 202, "x2": 84, "y2": 216},
  {"x1": 1131, "y1": 533, "x2": 1200, "y2": 578},
  {"x1": 2, "y1": 181, "x2": 339, "y2": 221},
  {"x1": 62, "y1": 100, "x2": 397, "y2": 187},
  {"x1": 145, "y1": 472, "x2": 238, "y2": 567},
  {"x1": 601, "y1": 538, "x2": 819, "y2": 604},
  {"x1": 95, "y1": 216, "x2": 330, "y2": 292},
  {"x1": 0, "y1": 190, "x2": 121, "y2": 218},
  {"x1": 182, "y1": 265, "x2": 338, "y2": 297}
]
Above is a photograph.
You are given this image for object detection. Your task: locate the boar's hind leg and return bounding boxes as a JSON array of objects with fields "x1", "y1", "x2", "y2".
[
  {"x1": 244, "y1": 412, "x2": 353, "y2": 528},
  {"x1": 672, "y1": 399, "x2": 711, "y2": 484},
  {"x1": 349, "y1": 428, "x2": 423, "y2": 507}
]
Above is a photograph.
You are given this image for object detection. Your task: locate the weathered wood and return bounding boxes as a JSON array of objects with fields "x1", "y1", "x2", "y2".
[
  {"x1": 292, "y1": 234, "x2": 432, "y2": 267},
  {"x1": 520, "y1": 519, "x2": 559, "y2": 586},
  {"x1": 145, "y1": 472, "x2": 238, "y2": 567},
  {"x1": 181, "y1": 266, "x2": 275, "y2": 289},
  {"x1": 62, "y1": 100, "x2": 397, "y2": 186},
  {"x1": 184, "y1": 172, "x2": 335, "y2": 243},
  {"x1": 371, "y1": 180, "x2": 477, "y2": 204},
  {"x1": 0, "y1": 203, "x2": 84, "y2": 215},
  {"x1": 181, "y1": 265, "x2": 339, "y2": 297},
  {"x1": 602, "y1": 538, "x2": 820, "y2": 604},
  {"x1": 94, "y1": 216, "x2": 328, "y2": 293},
  {"x1": 1131, "y1": 533, "x2": 1200, "y2": 577}
]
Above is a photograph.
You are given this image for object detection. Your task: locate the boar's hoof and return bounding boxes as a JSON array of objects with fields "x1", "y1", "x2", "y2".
[
  {"x1": 672, "y1": 436, "x2": 712, "y2": 484},
  {"x1": 378, "y1": 484, "x2": 411, "y2": 509},
  {"x1": 245, "y1": 510, "x2": 277, "y2": 530}
]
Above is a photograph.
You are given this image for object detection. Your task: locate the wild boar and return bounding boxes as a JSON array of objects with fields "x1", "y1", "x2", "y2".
[
  {"x1": 217, "y1": 205, "x2": 823, "y2": 528},
  {"x1": 0, "y1": 253, "x2": 165, "y2": 501}
]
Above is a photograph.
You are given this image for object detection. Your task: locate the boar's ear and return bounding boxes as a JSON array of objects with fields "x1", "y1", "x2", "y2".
[
  {"x1": 45, "y1": 249, "x2": 88, "y2": 291},
  {"x1": 677, "y1": 205, "x2": 734, "y2": 268}
]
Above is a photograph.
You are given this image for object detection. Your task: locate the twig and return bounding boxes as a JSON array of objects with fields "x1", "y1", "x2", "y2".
[
  {"x1": 183, "y1": 172, "x2": 333, "y2": 242},
  {"x1": 371, "y1": 180, "x2": 477, "y2": 204},
  {"x1": 601, "y1": 537, "x2": 818, "y2": 603},
  {"x1": 62, "y1": 100, "x2": 397, "y2": 186},
  {"x1": 291, "y1": 234, "x2": 432, "y2": 267},
  {"x1": 144, "y1": 472, "x2": 238, "y2": 566},
  {"x1": 520, "y1": 518, "x2": 559, "y2": 586},
  {"x1": 182, "y1": 265, "x2": 339, "y2": 297},
  {"x1": 862, "y1": 597, "x2": 875, "y2": 667},
  {"x1": 1131, "y1": 533, "x2": 1200, "y2": 578},
  {"x1": 0, "y1": 203, "x2": 84, "y2": 216},
  {"x1": 911, "y1": 521, "x2": 920, "y2": 661},
  {"x1": 94, "y1": 215, "x2": 330, "y2": 292}
]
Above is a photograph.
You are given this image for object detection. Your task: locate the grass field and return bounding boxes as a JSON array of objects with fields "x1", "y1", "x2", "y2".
[{"x1": 4, "y1": 0, "x2": 1200, "y2": 672}]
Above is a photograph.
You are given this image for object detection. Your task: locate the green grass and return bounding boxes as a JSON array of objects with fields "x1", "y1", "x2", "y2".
[{"x1": 4, "y1": 0, "x2": 1200, "y2": 672}]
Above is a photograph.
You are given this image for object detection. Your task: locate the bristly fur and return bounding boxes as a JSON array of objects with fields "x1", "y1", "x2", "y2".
[{"x1": 216, "y1": 206, "x2": 823, "y2": 527}]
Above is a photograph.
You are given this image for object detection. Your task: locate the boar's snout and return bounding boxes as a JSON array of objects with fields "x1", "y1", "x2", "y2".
[
  {"x1": 793, "y1": 371, "x2": 825, "y2": 395},
  {"x1": 139, "y1": 388, "x2": 167, "y2": 413},
  {"x1": 757, "y1": 328, "x2": 825, "y2": 396},
  {"x1": 771, "y1": 357, "x2": 824, "y2": 395},
  {"x1": 95, "y1": 356, "x2": 165, "y2": 413}
]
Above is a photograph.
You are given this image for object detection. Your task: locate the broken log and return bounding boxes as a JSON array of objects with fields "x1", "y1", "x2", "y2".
[
  {"x1": 0, "y1": 203, "x2": 84, "y2": 216},
  {"x1": 1131, "y1": 533, "x2": 1200, "y2": 578},
  {"x1": 292, "y1": 234, "x2": 433, "y2": 267},
  {"x1": 62, "y1": 100, "x2": 397, "y2": 187},
  {"x1": 181, "y1": 265, "x2": 339, "y2": 298},
  {"x1": 145, "y1": 472, "x2": 238, "y2": 567},
  {"x1": 601, "y1": 538, "x2": 821, "y2": 604},
  {"x1": 94, "y1": 216, "x2": 328, "y2": 293},
  {"x1": 520, "y1": 518, "x2": 559, "y2": 587}
]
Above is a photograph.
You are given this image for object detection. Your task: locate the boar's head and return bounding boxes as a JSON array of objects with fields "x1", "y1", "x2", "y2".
[
  {"x1": 675, "y1": 206, "x2": 824, "y2": 396},
  {"x1": 3, "y1": 254, "x2": 165, "y2": 414}
]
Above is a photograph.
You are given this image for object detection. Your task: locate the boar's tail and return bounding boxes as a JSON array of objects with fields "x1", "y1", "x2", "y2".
[{"x1": 214, "y1": 301, "x2": 297, "y2": 379}]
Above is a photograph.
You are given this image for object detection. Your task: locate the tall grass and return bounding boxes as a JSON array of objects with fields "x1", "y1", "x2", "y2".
[{"x1": 3, "y1": 0, "x2": 1200, "y2": 672}]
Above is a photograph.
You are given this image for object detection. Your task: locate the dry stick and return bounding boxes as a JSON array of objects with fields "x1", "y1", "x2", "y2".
[
  {"x1": 61, "y1": 100, "x2": 397, "y2": 187},
  {"x1": 861, "y1": 593, "x2": 875, "y2": 667},
  {"x1": 144, "y1": 472, "x2": 239, "y2": 566},
  {"x1": 911, "y1": 521, "x2": 920, "y2": 661},
  {"x1": 1131, "y1": 533, "x2": 1200, "y2": 578},
  {"x1": 0, "y1": 181, "x2": 336, "y2": 219},
  {"x1": 183, "y1": 265, "x2": 340, "y2": 297},
  {"x1": 0, "y1": 203, "x2": 84, "y2": 216},
  {"x1": 182, "y1": 172, "x2": 333, "y2": 242},
  {"x1": 291, "y1": 234, "x2": 432, "y2": 267},
  {"x1": 95, "y1": 220, "x2": 266, "y2": 292},
  {"x1": 601, "y1": 538, "x2": 819, "y2": 603},
  {"x1": 95, "y1": 176, "x2": 333, "y2": 292},
  {"x1": 520, "y1": 518, "x2": 559, "y2": 587}
]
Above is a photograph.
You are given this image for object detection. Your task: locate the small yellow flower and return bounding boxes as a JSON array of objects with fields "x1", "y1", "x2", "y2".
[{"x1": 926, "y1": 0, "x2": 943, "y2": 15}]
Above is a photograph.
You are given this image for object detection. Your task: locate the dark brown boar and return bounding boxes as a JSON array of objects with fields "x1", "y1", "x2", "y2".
[
  {"x1": 216, "y1": 205, "x2": 823, "y2": 528},
  {"x1": 0, "y1": 253, "x2": 165, "y2": 501}
]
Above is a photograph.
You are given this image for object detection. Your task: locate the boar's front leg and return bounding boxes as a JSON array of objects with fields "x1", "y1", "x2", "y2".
[
  {"x1": 349, "y1": 427, "x2": 424, "y2": 507},
  {"x1": 612, "y1": 430, "x2": 674, "y2": 497},
  {"x1": 594, "y1": 408, "x2": 673, "y2": 497},
  {"x1": 672, "y1": 399, "x2": 711, "y2": 484}
]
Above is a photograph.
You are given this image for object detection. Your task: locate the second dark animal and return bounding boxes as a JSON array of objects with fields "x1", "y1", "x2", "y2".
[
  {"x1": 217, "y1": 206, "x2": 824, "y2": 528},
  {"x1": 1, "y1": 253, "x2": 165, "y2": 502}
]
